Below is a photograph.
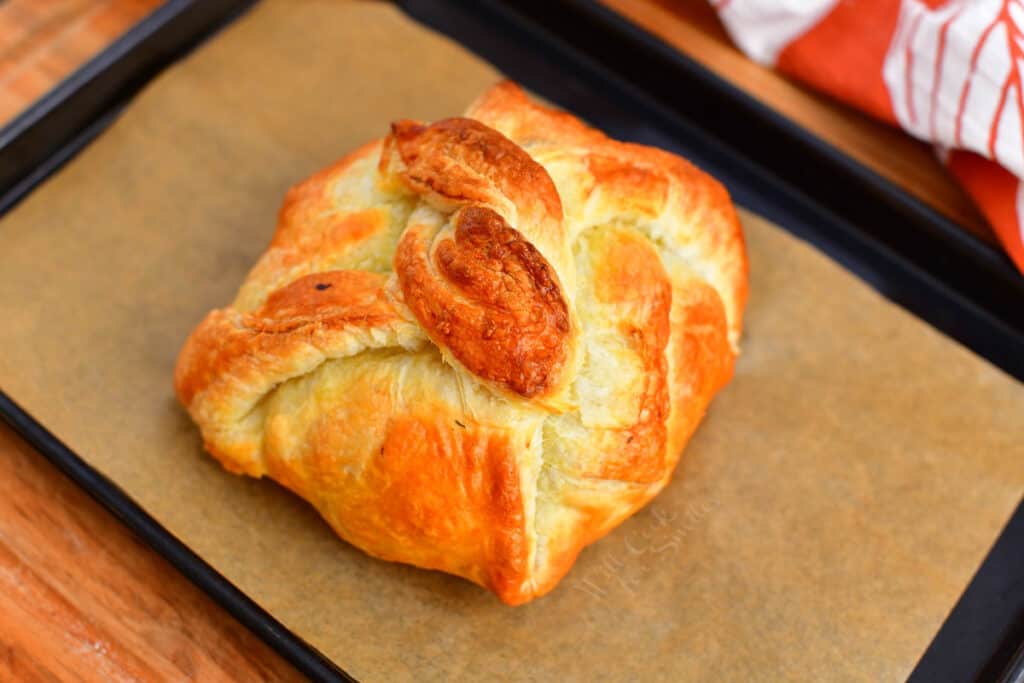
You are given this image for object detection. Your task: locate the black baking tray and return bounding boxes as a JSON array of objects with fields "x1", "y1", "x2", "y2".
[{"x1": 1, "y1": 0, "x2": 1022, "y2": 681}]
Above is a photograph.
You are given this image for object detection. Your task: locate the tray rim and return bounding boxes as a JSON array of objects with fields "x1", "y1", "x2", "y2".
[
  {"x1": 0, "y1": 1, "x2": 353, "y2": 680},
  {"x1": 0, "y1": 0, "x2": 253, "y2": 214},
  {"x1": 0, "y1": 392, "x2": 354, "y2": 682}
]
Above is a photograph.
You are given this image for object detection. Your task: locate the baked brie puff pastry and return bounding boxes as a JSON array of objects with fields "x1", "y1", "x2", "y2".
[{"x1": 175, "y1": 82, "x2": 747, "y2": 605}]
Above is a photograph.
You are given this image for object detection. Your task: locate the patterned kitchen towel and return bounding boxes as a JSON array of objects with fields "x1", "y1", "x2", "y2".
[{"x1": 713, "y1": 0, "x2": 1024, "y2": 273}]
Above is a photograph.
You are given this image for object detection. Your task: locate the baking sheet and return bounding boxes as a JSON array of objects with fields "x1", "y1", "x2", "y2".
[{"x1": 1, "y1": 1, "x2": 1023, "y2": 680}]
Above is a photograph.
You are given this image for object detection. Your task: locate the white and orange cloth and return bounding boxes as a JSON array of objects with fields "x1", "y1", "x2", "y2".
[{"x1": 712, "y1": 0, "x2": 1024, "y2": 273}]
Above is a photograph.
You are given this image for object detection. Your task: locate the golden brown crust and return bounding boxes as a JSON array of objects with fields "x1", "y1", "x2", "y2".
[
  {"x1": 384, "y1": 118, "x2": 563, "y2": 226},
  {"x1": 466, "y1": 81, "x2": 748, "y2": 347},
  {"x1": 174, "y1": 81, "x2": 748, "y2": 605},
  {"x1": 176, "y1": 270, "x2": 409, "y2": 407},
  {"x1": 272, "y1": 141, "x2": 384, "y2": 250},
  {"x1": 589, "y1": 226, "x2": 671, "y2": 483},
  {"x1": 354, "y1": 415, "x2": 530, "y2": 601},
  {"x1": 395, "y1": 206, "x2": 571, "y2": 398},
  {"x1": 382, "y1": 117, "x2": 579, "y2": 403}
]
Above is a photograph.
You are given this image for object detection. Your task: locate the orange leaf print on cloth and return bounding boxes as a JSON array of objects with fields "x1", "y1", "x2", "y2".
[
  {"x1": 712, "y1": 0, "x2": 1024, "y2": 273},
  {"x1": 884, "y1": 0, "x2": 1024, "y2": 179}
]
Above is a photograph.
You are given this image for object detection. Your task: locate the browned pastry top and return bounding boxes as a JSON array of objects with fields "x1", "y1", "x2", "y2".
[{"x1": 175, "y1": 82, "x2": 747, "y2": 604}]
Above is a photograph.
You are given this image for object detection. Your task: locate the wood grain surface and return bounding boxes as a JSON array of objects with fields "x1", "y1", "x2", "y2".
[
  {"x1": 0, "y1": 421, "x2": 304, "y2": 681},
  {"x1": 600, "y1": 0, "x2": 996, "y2": 244},
  {"x1": 0, "y1": 0, "x2": 163, "y2": 123},
  {"x1": 0, "y1": 7, "x2": 303, "y2": 681}
]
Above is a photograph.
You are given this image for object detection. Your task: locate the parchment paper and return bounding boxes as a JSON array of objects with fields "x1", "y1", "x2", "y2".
[{"x1": 2, "y1": 1, "x2": 1023, "y2": 680}]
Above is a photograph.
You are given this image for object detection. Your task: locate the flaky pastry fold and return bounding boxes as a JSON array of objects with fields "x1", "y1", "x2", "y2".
[{"x1": 175, "y1": 82, "x2": 747, "y2": 604}]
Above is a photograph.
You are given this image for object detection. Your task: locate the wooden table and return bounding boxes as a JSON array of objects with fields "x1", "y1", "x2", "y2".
[
  {"x1": 0, "y1": 1, "x2": 304, "y2": 680},
  {"x1": 0, "y1": 0, "x2": 156, "y2": 121},
  {"x1": 0, "y1": 1, "x2": 995, "y2": 680}
]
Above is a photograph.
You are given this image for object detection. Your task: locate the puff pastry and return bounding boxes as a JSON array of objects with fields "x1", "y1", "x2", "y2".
[{"x1": 174, "y1": 82, "x2": 747, "y2": 605}]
